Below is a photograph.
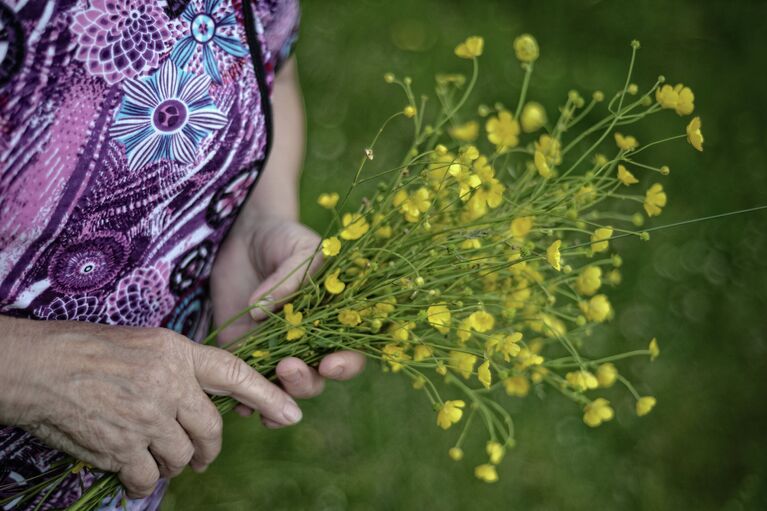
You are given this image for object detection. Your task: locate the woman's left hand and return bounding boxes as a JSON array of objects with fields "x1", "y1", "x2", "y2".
[{"x1": 210, "y1": 215, "x2": 365, "y2": 426}]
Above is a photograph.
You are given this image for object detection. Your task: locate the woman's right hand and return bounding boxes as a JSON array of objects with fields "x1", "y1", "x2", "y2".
[{"x1": 0, "y1": 316, "x2": 303, "y2": 499}]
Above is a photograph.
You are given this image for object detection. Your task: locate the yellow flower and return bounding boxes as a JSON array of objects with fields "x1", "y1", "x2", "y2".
[
  {"x1": 454, "y1": 36, "x2": 484, "y2": 59},
  {"x1": 437, "y1": 400, "x2": 466, "y2": 429},
  {"x1": 591, "y1": 227, "x2": 614, "y2": 253},
  {"x1": 251, "y1": 350, "x2": 270, "y2": 359},
  {"x1": 520, "y1": 101, "x2": 547, "y2": 132},
  {"x1": 499, "y1": 332, "x2": 523, "y2": 361},
  {"x1": 504, "y1": 375, "x2": 530, "y2": 397},
  {"x1": 643, "y1": 183, "x2": 667, "y2": 217},
  {"x1": 614, "y1": 132, "x2": 639, "y2": 151},
  {"x1": 449, "y1": 120, "x2": 480, "y2": 142},
  {"x1": 457, "y1": 318, "x2": 473, "y2": 343},
  {"x1": 473, "y1": 157, "x2": 505, "y2": 208},
  {"x1": 486, "y1": 110, "x2": 520, "y2": 150},
  {"x1": 460, "y1": 238, "x2": 481, "y2": 250},
  {"x1": 321, "y1": 236, "x2": 341, "y2": 257},
  {"x1": 374, "y1": 297, "x2": 396, "y2": 317},
  {"x1": 448, "y1": 164, "x2": 481, "y2": 201},
  {"x1": 617, "y1": 164, "x2": 639, "y2": 186},
  {"x1": 474, "y1": 464, "x2": 499, "y2": 483},
  {"x1": 575, "y1": 266, "x2": 602, "y2": 296},
  {"x1": 513, "y1": 33, "x2": 539, "y2": 63},
  {"x1": 636, "y1": 396, "x2": 657, "y2": 416},
  {"x1": 583, "y1": 398, "x2": 614, "y2": 427},
  {"x1": 388, "y1": 321, "x2": 415, "y2": 342},
  {"x1": 413, "y1": 344, "x2": 434, "y2": 362},
  {"x1": 655, "y1": 83, "x2": 695, "y2": 115},
  {"x1": 317, "y1": 192, "x2": 339, "y2": 209},
  {"x1": 324, "y1": 269, "x2": 346, "y2": 294},
  {"x1": 469, "y1": 310, "x2": 495, "y2": 332},
  {"x1": 403, "y1": 105, "x2": 416, "y2": 118},
  {"x1": 596, "y1": 363, "x2": 618, "y2": 388},
  {"x1": 510, "y1": 216, "x2": 534, "y2": 239},
  {"x1": 382, "y1": 343, "x2": 410, "y2": 372},
  {"x1": 478, "y1": 359, "x2": 492, "y2": 389},
  {"x1": 448, "y1": 447, "x2": 464, "y2": 461},
  {"x1": 534, "y1": 150, "x2": 552, "y2": 179},
  {"x1": 436, "y1": 362, "x2": 448, "y2": 376},
  {"x1": 686, "y1": 116, "x2": 704, "y2": 152},
  {"x1": 486, "y1": 441, "x2": 505, "y2": 465},
  {"x1": 394, "y1": 187, "x2": 431, "y2": 222},
  {"x1": 449, "y1": 350, "x2": 477, "y2": 379},
  {"x1": 566, "y1": 370, "x2": 599, "y2": 391},
  {"x1": 580, "y1": 294, "x2": 612, "y2": 323},
  {"x1": 286, "y1": 327, "x2": 305, "y2": 341},
  {"x1": 284, "y1": 303, "x2": 302, "y2": 325},
  {"x1": 649, "y1": 338, "x2": 660, "y2": 360},
  {"x1": 534, "y1": 134, "x2": 562, "y2": 166},
  {"x1": 546, "y1": 240, "x2": 562, "y2": 271},
  {"x1": 427, "y1": 303, "x2": 451, "y2": 334},
  {"x1": 338, "y1": 308, "x2": 362, "y2": 327},
  {"x1": 340, "y1": 213, "x2": 370, "y2": 240}
]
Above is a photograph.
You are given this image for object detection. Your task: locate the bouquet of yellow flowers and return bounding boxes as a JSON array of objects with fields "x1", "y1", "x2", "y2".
[{"x1": 3, "y1": 34, "x2": 705, "y2": 509}]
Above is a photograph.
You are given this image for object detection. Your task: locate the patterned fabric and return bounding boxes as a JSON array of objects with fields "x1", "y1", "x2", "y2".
[{"x1": 0, "y1": 0, "x2": 299, "y2": 509}]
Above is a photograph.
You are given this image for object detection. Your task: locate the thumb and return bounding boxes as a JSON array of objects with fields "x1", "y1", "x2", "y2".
[{"x1": 248, "y1": 247, "x2": 323, "y2": 321}]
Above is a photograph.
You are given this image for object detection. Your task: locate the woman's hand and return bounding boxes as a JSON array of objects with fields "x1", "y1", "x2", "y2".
[
  {"x1": 0, "y1": 316, "x2": 303, "y2": 498},
  {"x1": 210, "y1": 215, "x2": 366, "y2": 421}
]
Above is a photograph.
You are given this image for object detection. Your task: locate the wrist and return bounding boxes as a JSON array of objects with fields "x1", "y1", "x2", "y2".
[{"x1": 0, "y1": 316, "x2": 43, "y2": 426}]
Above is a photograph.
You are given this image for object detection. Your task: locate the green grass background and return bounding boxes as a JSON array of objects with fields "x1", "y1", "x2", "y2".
[{"x1": 163, "y1": 1, "x2": 767, "y2": 509}]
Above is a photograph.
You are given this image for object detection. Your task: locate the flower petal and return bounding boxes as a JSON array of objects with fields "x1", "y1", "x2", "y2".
[
  {"x1": 188, "y1": 108, "x2": 228, "y2": 131},
  {"x1": 202, "y1": 44, "x2": 222, "y2": 84},
  {"x1": 122, "y1": 78, "x2": 160, "y2": 108},
  {"x1": 170, "y1": 36, "x2": 197, "y2": 69},
  {"x1": 127, "y1": 131, "x2": 162, "y2": 171},
  {"x1": 171, "y1": 130, "x2": 197, "y2": 164},
  {"x1": 213, "y1": 34, "x2": 249, "y2": 57},
  {"x1": 109, "y1": 116, "x2": 152, "y2": 139},
  {"x1": 157, "y1": 62, "x2": 179, "y2": 100},
  {"x1": 179, "y1": 73, "x2": 212, "y2": 105}
]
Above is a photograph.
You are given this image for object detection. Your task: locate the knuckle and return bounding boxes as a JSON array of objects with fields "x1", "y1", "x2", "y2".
[
  {"x1": 201, "y1": 412, "x2": 224, "y2": 441},
  {"x1": 224, "y1": 355, "x2": 250, "y2": 387}
]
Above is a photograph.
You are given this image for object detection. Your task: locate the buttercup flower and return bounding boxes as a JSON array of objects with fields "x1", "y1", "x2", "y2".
[
  {"x1": 427, "y1": 303, "x2": 451, "y2": 334},
  {"x1": 110, "y1": 61, "x2": 227, "y2": 171},
  {"x1": 546, "y1": 240, "x2": 562, "y2": 271},
  {"x1": 575, "y1": 266, "x2": 602, "y2": 296},
  {"x1": 478, "y1": 360, "x2": 492, "y2": 389},
  {"x1": 448, "y1": 447, "x2": 464, "y2": 461},
  {"x1": 618, "y1": 164, "x2": 639, "y2": 185},
  {"x1": 450, "y1": 351, "x2": 478, "y2": 379},
  {"x1": 520, "y1": 101, "x2": 547, "y2": 132},
  {"x1": 486, "y1": 111, "x2": 520, "y2": 150},
  {"x1": 686, "y1": 116, "x2": 704, "y2": 151},
  {"x1": 636, "y1": 396, "x2": 657, "y2": 416},
  {"x1": 596, "y1": 363, "x2": 618, "y2": 388},
  {"x1": 469, "y1": 310, "x2": 495, "y2": 332},
  {"x1": 566, "y1": 370, "x2": 599, "y2": 391},
  {"x1": 486, "y1": 441, "x2": 505, "y2": 465},
  {"x1": 580, "y1": 294, "x2": 612, "y2": 323},
  {"x1": 591, "y1": 227, "x2": 614, "y2": 253},
  {"x1": 322, "y1": 237, "x2": 341, "y2": 257},
  {"x1": 474, "y1": 464, "x2": 499, "y2": 483},
  {"x1": 283, "y1": 303, "x2": 305, "y2": 341},
  {"x1": 644, "y1": 183, "x2": 667, "y2": 217},
  {"x1": 510, "y1": 216, "x2": 534, "y2": 239},
  {"x1": 437, "y1": 400, "x2": 466, "y2": 429},
  {"x1": 338, "y1": 309, "x2": 362, "y2": 327},
  {"x1": 454, "y1": 36, "x2": 484, "y2": 59},
  {"x1": 614, "y1": 132, "x2": 639, "y2": 151},
  {"x1": 513, "y1": 34, "x2": 539, "y2": 63},
  {"x1": 449, "y1": 120, "x2": 480, "y2": 142},
  {"x1": 655, "y1": 83, "x2": 695, "y2": 115},
  {"x1": 649, "y1": 338, "x2": 660, "y2": 360},
  {"x1": 324, "y1": 269, "x2": 346, "y2": 294},
  {"x1": 583, "y1": 398, "x2": 614, "y2": 427},
  {"x1": 534, "y1": 151, "x2": 552, "y2": 179},
  {"x1": 340, "y1": 213, "x2": 370, "y2": 240},
  {"x1": 504, "y1": 375, "x2": 530, "y2": 397},
  {"x1": 318, "y1": 192, "x2": 340, "y2": 209}
]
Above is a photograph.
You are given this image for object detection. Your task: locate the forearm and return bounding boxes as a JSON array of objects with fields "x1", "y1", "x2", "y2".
[
  {"x1": 236, "y1": 57, "x2": 306, "y2": 232},
  {"x1": 0, "y1": 315, "x2": 40, "y2": 425}
]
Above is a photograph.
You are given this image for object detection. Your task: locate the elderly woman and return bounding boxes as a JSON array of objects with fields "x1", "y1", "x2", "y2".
[{"x1": 0, "y1": 0, "x2": 363, "y2": 508}]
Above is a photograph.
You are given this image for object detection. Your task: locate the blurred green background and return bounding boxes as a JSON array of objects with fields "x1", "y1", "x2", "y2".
[{"x1": 164, "y1": 1, "x2": 767, "y2": 509}]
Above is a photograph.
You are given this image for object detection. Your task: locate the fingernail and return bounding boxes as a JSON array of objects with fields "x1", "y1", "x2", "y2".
[
  {"x1": 191, "y1": 463, "x2": 208, "y2": 474},
  {"x1": 282, "y1": 401, "x2": 303, "y2": 424},
  {"x1": 250, "y1": 295, "x2": 274, "y2": 319},
  {"x1": 327, "y1": 365, "x2": 344, "y2": 378},
  {"x1": 282, "y1": 369, "x2": 302, "y2": 384}
]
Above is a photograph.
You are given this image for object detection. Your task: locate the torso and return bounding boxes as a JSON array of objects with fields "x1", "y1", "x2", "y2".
[{"x1": 0, "y1": 0, "x2": 298, "y2": 508}]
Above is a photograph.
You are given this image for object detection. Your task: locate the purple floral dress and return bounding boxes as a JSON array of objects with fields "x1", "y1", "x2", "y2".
[{"x1": 0, "y1": 0, "x2": 299, "y2": 508}]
